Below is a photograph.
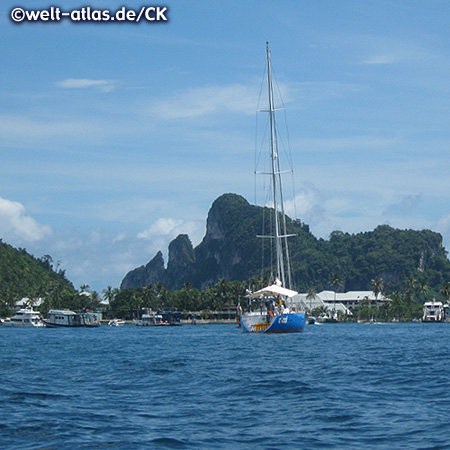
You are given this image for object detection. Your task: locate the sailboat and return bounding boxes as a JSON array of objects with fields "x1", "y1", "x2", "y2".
[{"x1": 240, "y1": 43, "x2": 306, "y2": 333}]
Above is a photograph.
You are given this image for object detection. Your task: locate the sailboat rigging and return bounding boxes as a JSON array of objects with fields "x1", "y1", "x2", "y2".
[{"x1": 239, "y1": 43, "x2": 306, "y2": 333}]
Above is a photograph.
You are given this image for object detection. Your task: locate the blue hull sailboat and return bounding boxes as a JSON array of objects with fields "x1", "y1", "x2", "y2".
[{"x1": 240, "y1": 43, "x2": 306, "y2": 334}]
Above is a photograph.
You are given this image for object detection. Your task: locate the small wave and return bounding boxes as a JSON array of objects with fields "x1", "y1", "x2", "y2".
[{"x1": 149, "y1": 437, "x2": 192, "y2": 448}]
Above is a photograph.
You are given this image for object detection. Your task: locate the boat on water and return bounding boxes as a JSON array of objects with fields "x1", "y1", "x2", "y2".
[
  {"x1": 44, "y1": 309, "x2": 100, "y2": 328},
  {"x1": 134, "y1": 310, "x2": 182, "y2": 326},
  {"x1": 239, "y1": 43, "x2": 306, "y2": 334},
  {"x1": 422, "y1": 300, "x2": 449, "y2": 322},
  {"x1": 316, "y1": 312, "x2": 338, "y2": 324},
  {"x1": 134, "y1": 312, "x2": 167, "y2": 326},
  {"x1": 307, "y1": 316, "x2": 316, "y2": 325},
  {"x1": 2, "y1": 307, "x2": 44, "y2": 327},
  {"x1": 108, "y1": 318, "x2": 125, "y2": 327}
]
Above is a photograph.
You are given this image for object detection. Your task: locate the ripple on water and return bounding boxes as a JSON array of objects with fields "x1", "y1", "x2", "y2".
[{"x1": 1, "y1": 324, "x2": 450, "y2": 449}]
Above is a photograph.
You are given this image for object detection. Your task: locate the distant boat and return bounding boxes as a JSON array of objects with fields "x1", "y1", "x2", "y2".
[
  {"x1": 134, "y1": 312, "x2": 167, "y2": 326},
  {"x1": 239, "y1": 43, "x2": 306, "y2": 334},
  {"x1": 307, "y1": 316, "x2": 316, "y2": 325},
  {"x1": 2, "y1": 307, "x2": 44, "y2": 327},
  {"x1": 422, "y1": 300, "x2": 448, "y2": 322},
  {"x1": 44, "y1": 309, "x2": 100, "y2": 328},
  {"x1": 316, "y1": 313, "x2": 338, "y2": 324},
  {"x1": 108, "y1": 318, "x2": 125, "y2": 327},
  {"x1": 134, "y1": 310, "x2": 182, "y2": 326}
]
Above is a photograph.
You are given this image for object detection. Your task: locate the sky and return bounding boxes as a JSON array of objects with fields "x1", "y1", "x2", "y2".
[{"x1": 2, "y1": 0, "x2": 450, "y2": 293}]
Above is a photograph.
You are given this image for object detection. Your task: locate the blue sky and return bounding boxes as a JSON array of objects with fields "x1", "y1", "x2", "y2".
[{"x1": 2, "y1": 0, "x2": 450, "y2": 292}]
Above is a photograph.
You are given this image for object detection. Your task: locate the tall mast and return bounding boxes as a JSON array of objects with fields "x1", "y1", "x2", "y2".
[{"x1": 266, "y1": 42, "x2": 286, "y2": 286}]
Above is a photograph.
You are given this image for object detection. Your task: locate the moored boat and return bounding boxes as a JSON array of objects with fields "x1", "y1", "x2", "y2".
[
  {"x1": 44, "y1": 309, "x2": 100, "y2": 328},
  {"x1": 316, "y1": 313, "x2": 338, "y2": 324},
  {"x1": 134, "y1": 312, "x2": 167, "y2": 326},
  {"x1": 242, "y1": 280, "x2": 305, "y2": 333},
  {"x1": 422, "y1": 300, "x2": 448, "y2": 322},
  {"x1": 307, "y1": 316, "x2": 316, "y2": 325},
  {"x1": 239, "y1": 43, "x2": 306, "y2": 333},
  {"x1": 108, "y1": 318, "x2": 125, "y2": 326},
  {"x1": 2, "y1": 307, "x2": 44, "y2": 327},
  {"x1": 134, "y1": 310, "x2": 182, "y2": 326}
]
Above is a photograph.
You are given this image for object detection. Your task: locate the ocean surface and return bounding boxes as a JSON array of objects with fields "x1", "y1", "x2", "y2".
[{"x1": 1, "y1": 322, "x2": 450, "y2": 449}]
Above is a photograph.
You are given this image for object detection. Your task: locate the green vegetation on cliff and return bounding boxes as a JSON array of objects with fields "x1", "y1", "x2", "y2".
[
  {"x1": 0, "y1": 240, "x2": 77, "y2": 316},
  {"x1": 122, "y1": 194, "x2": 450, "y2": 302}
]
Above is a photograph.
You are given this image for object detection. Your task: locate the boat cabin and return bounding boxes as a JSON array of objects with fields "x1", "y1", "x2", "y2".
[
  {"x1": 45, "y1": 309, "x2": 100, "y2": 327},
  {"x1": 423, "y1": 301, "x2": 446, "y2": 322}
]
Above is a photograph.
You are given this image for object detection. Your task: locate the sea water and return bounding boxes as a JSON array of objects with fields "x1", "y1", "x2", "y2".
[{"x1": 1, "y1": 323, "x2": 450, "y2": 449}]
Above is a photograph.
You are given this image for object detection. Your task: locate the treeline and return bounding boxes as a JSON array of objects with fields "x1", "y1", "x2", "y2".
[
  {"x1": 0, "y1": 240, "x2": 76, "y2": 317},
  {"x1": 121, "y1": 194, "x2": 450, "y2": 298},
  {"x1": 102, "y1": 274, "x2": 450, "y2": 322},
  {"x1": 292, "y1": 225, "x2": 450, "y2": 295},
  {"x1": 104, "y1": 278, "x2": 264, "y2": 320},
  {"x1": 2, "y1": 231, "x2": 450, "y2": 322},
  {"x1": 3, "y1": 271, "x2": 450, "y2": 322}
]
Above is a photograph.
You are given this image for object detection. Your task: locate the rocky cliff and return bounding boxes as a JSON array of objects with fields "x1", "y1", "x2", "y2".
[{"x1": 120, "y1": 193, "x2": 450, "y2": 295}]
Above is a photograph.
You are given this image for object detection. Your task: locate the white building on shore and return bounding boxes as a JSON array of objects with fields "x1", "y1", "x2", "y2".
[{"x1": 292, "y1": 290, "x2": 391, "y2": 316}]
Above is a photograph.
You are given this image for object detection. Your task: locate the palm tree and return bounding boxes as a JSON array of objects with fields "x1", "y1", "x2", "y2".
[
  {"x1": 41, "y1": 254, "x2": 53, "y2": 269},
  {"x1": 418, "y1": 280, "x2": 428, "y2": 298},
  {"x1": 441, "y1": 282, "x2": 450, "y2": 303},
  {"x1": 49, "y1": 283, "x2": 64, "y2": 310},
  {"x1": 102, "y1": 286, "x2": 117, "y2": 304},
  {"x1": 371, "y1": 276, "x2": 384, "y2": 320},
  {"x1": 79, "y1": 284, "x2": 90, "y2": 293},
  {"x1": 331, "y1": 273, "x2": 343, "y2": 318},
  {"x1": 405, "y1": 276, "x2": 416, "y2": 320},
  {"x1": 90, "y1": 291, "x2": 101, "y2": 308},
  {"x1": 306, "y1": 288, "x2": 317, "y2": 313},
  {"x1": 390, "y1": 291, "x2": 403, "y2": 321}
]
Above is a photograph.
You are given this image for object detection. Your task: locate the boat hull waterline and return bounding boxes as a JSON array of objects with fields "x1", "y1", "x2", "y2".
[{"x1": 240, "y1": 312, "x2": 306, "y2": 333}]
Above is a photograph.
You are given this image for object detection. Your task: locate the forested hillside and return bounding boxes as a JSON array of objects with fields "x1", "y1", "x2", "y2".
[
  {"x1": 0, "y1": 240, "x2": 76, "y2": 316},
  {"x1": 122, "y1": 194, "x2": 450, "y2": 299}
]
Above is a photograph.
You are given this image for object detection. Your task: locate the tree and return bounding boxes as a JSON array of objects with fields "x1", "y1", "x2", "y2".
[
  {"x1": 418, "y1": 280, "x2": 428, "y2": 299},
  {"x1": 331, "y1": 273, "x2": 343, "y2": 317},
  {"x1": 371, "y1": 276, "x2": 384, "y2": 320},
  {"x1": 306, "y1": 288, "x2": 317, "y2": 312},
  {"x1": 90, "y1": 291, "x2": 101, "y2": 309},
  {"x1": 102, "y1": 286, "x2": 117, "y2": 304},
  {"x1": 441, "y1": 282, "x2": 450, "y2": 301},
  {"x1": 404, "y1": 276, "x2": 416, "y2": 319},
  {"x1": 49, "y1": 282, "x2": 64, "y2": 310}
]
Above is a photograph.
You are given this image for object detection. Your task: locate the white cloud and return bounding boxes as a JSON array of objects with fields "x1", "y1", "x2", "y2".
[
  {"x1": 363, "y1": 54, "x2": 397, "y2": 65},
  {"x1": 138, "y1": 218, "x2": 204, "y2": 245},
  {"x1": 57, "y1": 78, "x2": 118, "y2": 92},
  {"x1": 284, "y1": 184, "x2": 326, "y2": 226},
  {"x1": 359, "y1": 36, "x2": 432, "y2": 66},
  {"x1": 148, "y1": 84, "x2": 260, "y2": 119},
  {"x1": 0, "y1": 197, "x2": 52, "y2": 242},
  {"x1": 436, "y1": 212, "x2": 450, "y2": 250},
  {"x1": 138, "y1": 218, "x2": 183, "y2": 240},
  {"x1": 137, "y1": 217, "x2": 204, "y2": 265},
  {"x1": 0, "y1": 114, "x2": 107, "y2": 148},
  {"x1": 383, "y1": 193, "x2": 423, "y2": 216}
]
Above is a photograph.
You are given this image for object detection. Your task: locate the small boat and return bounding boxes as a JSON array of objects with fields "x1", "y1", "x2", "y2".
[
  {"x1": 134, "y1": 311, "x2": 183, "y2": 326},
  {"x1": 316, "y1": 313, "x2": 338, "y2": 324},
  {"x1": 422, "y1": 300, "x2": 447, "y2": 322},
  {"x1": 162, "y1": 311, "x2": 182, "y2": 326},
  {"x1": 2, "y1": 307, "x2": 44, "y2": 327},
  {"x1": 239, "y1": 43, "x2": 306, "y2": 334},
  {"x1": 108, "y1": 318, "x2": 125, "y2": 327},
  {"x1": 44, "y1": 309, "x2": 100, "y2": 328},
  {"x1": 134, "y1": 312, "x2": 167, "y2": 326}
]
